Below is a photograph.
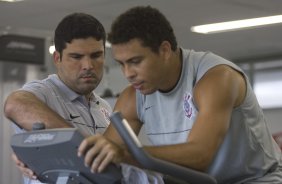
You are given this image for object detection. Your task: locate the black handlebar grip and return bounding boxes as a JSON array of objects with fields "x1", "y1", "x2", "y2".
[{"x1": 110, "y1": 111, "x2": 217, "y2": 184}]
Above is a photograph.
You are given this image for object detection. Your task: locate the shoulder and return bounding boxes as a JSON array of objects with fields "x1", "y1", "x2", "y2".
[
  {"x1": 20, "y1": 76, "x2": 62, "y2": 102},
  {"x1": 119, "y1": 85, "x2": 136, "y2": 99},
  {"x1": 114, "y1": 85, "x2": 137, "y2": 119},
  {"x1": 196, "y1": 65, "x2": 243, "y2": 92},
  {"x1": 204, "y1": 65, "x2": 239, "y2": 79},
  {"x1": 94, "y1": 93, "x2": 113, "y2": 111},
  {"x1": 22, "y1": 76, "x2": 55, "y2": 92},
  {"x1": 194, "y1": 65, "x2": 246, "y2": 108},
  {"x1": 22, "y1": 79, "x2": 46, "y2": 89}
]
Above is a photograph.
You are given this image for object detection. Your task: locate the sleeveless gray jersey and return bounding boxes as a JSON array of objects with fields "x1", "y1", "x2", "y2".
[
  {"x1": 136, "y1": 49, "x2": 282, "y2": 183},
  {"x1": 18, "y1": 74, "x2": 112, "y2": 135}
]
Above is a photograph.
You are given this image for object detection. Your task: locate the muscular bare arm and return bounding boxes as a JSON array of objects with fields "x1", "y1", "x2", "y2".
[
  {"x1": 105, "y1": 85, "x2": 142, "y2": 165},
  {"x1": 105, "y1": 85, "x2": 142, "y2": 144},
  {"x1": 4, "y1": 90, "x2": 71, "y2": 130},
  {"x1": 79, "y1": 65, "x2": 246, "y2": 173},
  {"x1": 143, "y1": 65, "x2": 246, "y2": 171}
]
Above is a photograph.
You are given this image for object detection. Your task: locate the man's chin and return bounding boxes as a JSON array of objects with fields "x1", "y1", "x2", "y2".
[
  {"x1": 138, "y1": 88, "x2": 156, "y2": 95},
  {"x1": 78, "y1": 85, "x2": 97, "y2": 94}
]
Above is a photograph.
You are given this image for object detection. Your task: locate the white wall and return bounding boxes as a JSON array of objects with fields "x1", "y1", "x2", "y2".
[{"x1": 0, "y1": 62, "x2": 29, "y2": 184}]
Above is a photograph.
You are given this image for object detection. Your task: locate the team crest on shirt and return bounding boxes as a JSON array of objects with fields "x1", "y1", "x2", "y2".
[
  {"x1": 101, "y1": 108, "x2": 110, "y2": 122},
  {"x1": 183, "y1": 92, "x2": 193, "y2": 119}
]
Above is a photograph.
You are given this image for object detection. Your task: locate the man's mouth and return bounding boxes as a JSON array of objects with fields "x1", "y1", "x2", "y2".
[
  {"x1": 132, "y1": 82, "x2": 143, "y2": 90},
  {"x1": 80, "y1": 73, "x2": 96, "y2": 79}
]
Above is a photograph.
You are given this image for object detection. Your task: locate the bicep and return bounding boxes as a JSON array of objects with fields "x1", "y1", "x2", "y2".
[
  {"x1": 104, "y1": 86, "x2": 142, "y2": 144},
  {"x1": 188, "y1": 66, "x2": 242, "y2": 155}
]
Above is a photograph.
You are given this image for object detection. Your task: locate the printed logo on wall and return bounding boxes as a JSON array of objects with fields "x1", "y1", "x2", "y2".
[{"x1": 0, "y1": 34, "x2": 45, "y2": 65}]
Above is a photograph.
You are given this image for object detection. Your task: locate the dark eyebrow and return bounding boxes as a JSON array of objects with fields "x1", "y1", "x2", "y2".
[
  {"x1": 115, "y1": 56, "x2": 144, "y2": 63},
  {"x1": 91, "y1": 50, "x2": 104, "y2": 56},
  {"x1": 68, "y1": 50, "x2": 104, "y2": 57},
  {"x1": 68, "y1": 52, "x2": 82, "y2": 57}
]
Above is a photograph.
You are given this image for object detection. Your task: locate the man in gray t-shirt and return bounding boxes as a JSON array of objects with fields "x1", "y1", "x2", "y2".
[{"x1": 4, "y1": 13, "x2": 110, "y2": 184}]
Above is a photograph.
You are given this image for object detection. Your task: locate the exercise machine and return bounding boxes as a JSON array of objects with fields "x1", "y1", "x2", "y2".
[
  {"x1": 10, "y1": 124, "x2": 122, "y2": 184},
  {"x1": 11, "y1": 112, "x2": 217, "y2": 184},
  {"x1": 109, "y1": 111, "x2": 217, "y2": 184}
]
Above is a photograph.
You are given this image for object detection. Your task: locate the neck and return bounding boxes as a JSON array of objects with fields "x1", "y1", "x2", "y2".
[
  {"x1": 85, "y1": 93, "x2": 93, "y2": 101},
  {"x1": 160, "y1": 48, "x2": 182, "y2": 93}
]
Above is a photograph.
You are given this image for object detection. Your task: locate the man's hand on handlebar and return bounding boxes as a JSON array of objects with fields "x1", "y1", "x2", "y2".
[
  {"x1": 78, "y1": 134, "x2": 125, "y2": 173},
  {"x1": 11, "y1": 152, "x2": 37, "y2": 180}
]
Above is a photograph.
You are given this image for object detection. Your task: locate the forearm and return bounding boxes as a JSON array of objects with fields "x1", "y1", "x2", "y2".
[
  {"x1": 116, "y1": 142, "x2": 141, "y2": 166},
  {"x1": 4, "y1": 90, "x2": 71, "y2": 130},
  {"x1": 104, "y1": 138, "x2": 212, "y2": 171},
  {"x1": 103, "y1": 126, "x2": 140, "y2": 166},
  {"x1": 143, "y1": 143, "x2": 214, "y2": 171}
]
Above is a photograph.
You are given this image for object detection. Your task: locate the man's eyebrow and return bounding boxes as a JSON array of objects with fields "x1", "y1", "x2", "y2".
[
  {"x1": 115, "y1": 56, "x2": 144, "y2": 63},
  {"x1": 91, "y1": 50, "x2": 104, "y2": 55},
  {"x1": 68, "y1": 50, "x2": 104, "y2": 56},
  {"x1": 68, "y1": 52, "x2": 82, "y2": 56}
]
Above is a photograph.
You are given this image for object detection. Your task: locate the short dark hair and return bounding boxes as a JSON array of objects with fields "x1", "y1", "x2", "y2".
[
  {"x1": 54, "y1": 13, "x2": 106, "y2": 55},
  {"x1": 108, "y1": 6, "x2": 177, "y2": 53}
]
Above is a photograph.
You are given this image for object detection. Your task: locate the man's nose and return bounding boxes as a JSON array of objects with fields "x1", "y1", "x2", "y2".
[
  {"x1": 123, "y1": 65, "x2": 135, "y2": 79},
  {"x1": 82, "y1": 58, "x2": 94, "y2": 70}
]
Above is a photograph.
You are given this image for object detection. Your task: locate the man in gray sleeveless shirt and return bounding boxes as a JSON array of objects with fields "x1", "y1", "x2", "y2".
[{"x1": 79, "y1": 6, "x2": 282, "y2": 184}]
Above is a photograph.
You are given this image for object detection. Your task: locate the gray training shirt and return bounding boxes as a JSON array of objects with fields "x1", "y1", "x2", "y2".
[
  {"x1": 136, "y1": 49, "x2": 282, "y2": 184},
  {"x1": 19, "y1": 74, "x2": 112, "y2": 136}
]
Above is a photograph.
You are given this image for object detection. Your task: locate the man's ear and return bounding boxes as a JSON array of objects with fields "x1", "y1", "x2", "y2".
[
  {"x1": 53, "y1": 51, "x2": 61, "y2": 64},
  {"x1": 159, "y1": 41, "x2": 172, "y2": 60}
]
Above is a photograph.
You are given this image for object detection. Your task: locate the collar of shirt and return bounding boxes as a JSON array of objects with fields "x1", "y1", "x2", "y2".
[{"x1": 47, "y1": 74, "x2": 97, "y2": 107}]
